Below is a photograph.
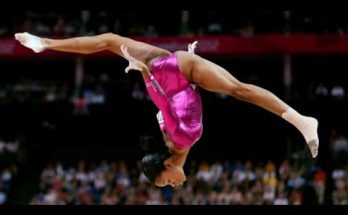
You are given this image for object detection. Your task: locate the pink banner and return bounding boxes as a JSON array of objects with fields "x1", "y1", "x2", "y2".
[{"x1": 2, "y1": 34, "x2": 348, "y2": 58}]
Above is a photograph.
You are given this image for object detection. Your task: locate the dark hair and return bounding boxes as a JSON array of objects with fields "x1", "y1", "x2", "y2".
[{"x1": 140, "y1": 135, "x2": 171, "y2": 183}]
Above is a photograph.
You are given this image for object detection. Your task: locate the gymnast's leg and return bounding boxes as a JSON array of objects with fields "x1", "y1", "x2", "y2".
[
  {"x1": 14, "y1": 32, "x2": 170, "y2": 65},
  {"x1": 177, "y1": 51, "x2": 319, "y2": 158}
]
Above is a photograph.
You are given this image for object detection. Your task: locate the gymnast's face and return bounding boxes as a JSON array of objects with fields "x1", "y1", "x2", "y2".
[{"x1": 155, "y1": 162, "x2": 186, "y2": 187}]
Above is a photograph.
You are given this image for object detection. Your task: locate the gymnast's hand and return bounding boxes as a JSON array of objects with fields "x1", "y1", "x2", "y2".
[
  {"x1": 120, "y1": 45, "x2": 149, "y2": 74},
  {"x1": 14, "y1": 32, "x2": 46, "y2": 53}
]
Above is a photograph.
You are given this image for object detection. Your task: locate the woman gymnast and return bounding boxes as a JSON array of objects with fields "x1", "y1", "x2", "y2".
[{"x1": 14, "y1": 32, "x2": 319, "y2": 187}]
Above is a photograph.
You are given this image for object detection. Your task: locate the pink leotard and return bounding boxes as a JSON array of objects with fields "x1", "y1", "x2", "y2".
[{"x1": 144, "y1": 52, "x2": 203, "y2": 149}]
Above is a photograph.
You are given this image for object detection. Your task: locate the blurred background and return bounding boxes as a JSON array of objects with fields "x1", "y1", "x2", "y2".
[{"x1": 0, "y1": 11, "x2": 347, "y2": 205}]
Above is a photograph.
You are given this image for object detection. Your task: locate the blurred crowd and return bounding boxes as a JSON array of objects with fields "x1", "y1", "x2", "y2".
[
  {"x1": 0, "y1": 127, "x2": 344, "y2": 205},
  {"x1": 25, "y1": 126, "x2": 348, "y2": 205},
  {"x1": 1, "y1": 11, "x2": 348, "y2": 38},
  {"x1": 0, "y1": 76, "x2": 107, "y2": 105},
  {"x1": 29, "y1": 155, "x2": 328, "y2": 205},
  {"x1": 0, "y1": 136, "x2": 23, "y2": 205}
]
